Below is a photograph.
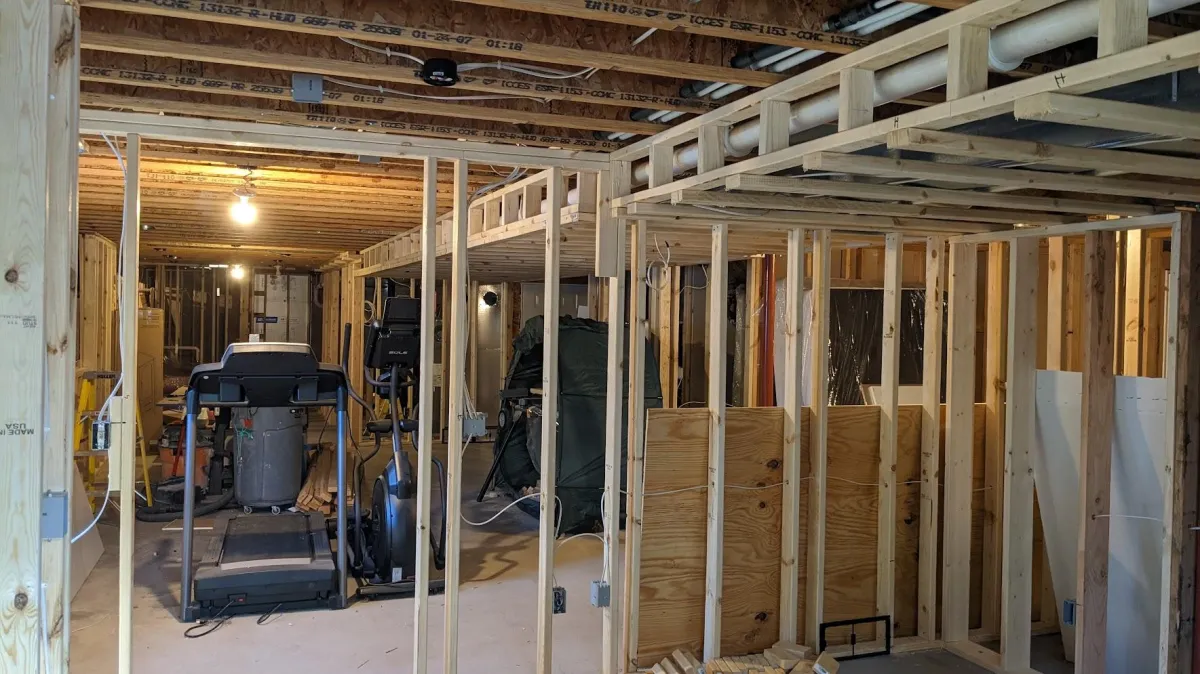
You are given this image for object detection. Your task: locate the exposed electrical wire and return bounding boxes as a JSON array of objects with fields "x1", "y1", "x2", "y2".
[
  {"x1": 340, "y1": 37, "x2": 426, "y2": 66},
  {"x1": 458, "y1": 62, "x2": 597, "y2": 80},
  {"x1": 324, "y1": 75, "x2": 547, "y2": 104}
]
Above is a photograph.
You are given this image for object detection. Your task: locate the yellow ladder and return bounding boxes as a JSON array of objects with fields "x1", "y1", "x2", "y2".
[{"x1": 74, "y1": 371, "x2": 154, "y2": 506}]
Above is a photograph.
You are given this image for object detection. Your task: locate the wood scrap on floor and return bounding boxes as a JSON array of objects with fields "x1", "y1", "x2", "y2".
[{"x1": 294, "y1": 444, "x2": 356, "y2": 515}]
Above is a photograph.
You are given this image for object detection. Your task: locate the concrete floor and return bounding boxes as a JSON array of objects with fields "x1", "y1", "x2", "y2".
[{"x1": 69, "y1": 439, "x2": 1073, "y2": 674}]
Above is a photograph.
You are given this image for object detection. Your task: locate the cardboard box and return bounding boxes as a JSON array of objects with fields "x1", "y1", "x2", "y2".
[{"x1": 137, "y1": 308, "x2": 165, "y2": 445}]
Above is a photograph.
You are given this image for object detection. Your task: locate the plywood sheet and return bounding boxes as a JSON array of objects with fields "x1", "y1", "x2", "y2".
[
  {"x1": 636, "y1": 407, "x2": 787, "y2": 665},
  {"x1": 636, "y1": 403, "x2": 987, "y2": 660}
]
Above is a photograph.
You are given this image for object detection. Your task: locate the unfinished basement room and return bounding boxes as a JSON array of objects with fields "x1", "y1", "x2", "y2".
[{"x1": 5, "y1": 0, "x2": 1200, "y2": 672}]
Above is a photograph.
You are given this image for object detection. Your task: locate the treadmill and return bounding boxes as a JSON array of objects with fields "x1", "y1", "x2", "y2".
[{"x1": 178, "y1": 342, "x2": 349, "y2": 621}]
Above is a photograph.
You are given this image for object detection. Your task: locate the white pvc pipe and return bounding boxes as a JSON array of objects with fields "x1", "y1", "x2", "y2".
[{"x1": 631, "y1": 0, "x2": 1194, "y2": 185}]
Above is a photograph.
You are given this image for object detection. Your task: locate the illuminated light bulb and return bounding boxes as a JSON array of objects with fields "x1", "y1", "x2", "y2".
[
  {"x1": 229, "y1": 265, "x2": 246, "y2": 280},
  {"x1": 230, "y1": 194, "x2": 257, "y2": 225}
]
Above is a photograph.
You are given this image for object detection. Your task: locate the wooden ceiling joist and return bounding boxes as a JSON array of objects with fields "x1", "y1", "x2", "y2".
[
  {"x1": 450, "y1": 0, "x2": 873, "y2": 54},
  {"x1": 80, "y1": 92, "x2": 620, "y2": 151},
  {"x1": 1014, "y1": 92, "x2": 1200, "y2": 140},
  {"x1": 804, "y1": 151, "x2": 1200, "y2": 201},
  {"x1": 81, "y1": 0, "x2": 784, "y2": 87},
  {"x1": 80, "y1": 65, "x2": 661, "y2": 136},
  {"x1": 622, "y1": 202, "x2": 1006, "y2": 234},
  {"x1": 723, "y1": 174, "x2": 1158, "y2": 216},
  {"x1": 888, "y1": 127, "x2": 1200, "y2": 180},
  {"x1": 671, "y1": 188, "x2": 1074, "y2": 225},
  {"x1": 79, "y1": 32, "x2": 716, "y2": 117}
]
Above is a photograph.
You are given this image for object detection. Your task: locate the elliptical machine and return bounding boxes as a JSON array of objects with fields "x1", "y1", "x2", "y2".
[{"x1": 344, "y1": 296, "x2": 447, "y2": 598}]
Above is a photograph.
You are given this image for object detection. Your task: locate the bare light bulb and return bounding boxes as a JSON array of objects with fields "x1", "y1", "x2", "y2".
[
  {"x1": 230, "y1": 194, "x2": 257, "y2": 225},
  {"x1": 229, "y1": 265, "x2": 246, "y2": 280}
]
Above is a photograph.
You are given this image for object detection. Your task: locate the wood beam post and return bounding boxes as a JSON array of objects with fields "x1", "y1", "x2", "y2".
[
  {"x1": 780, "y1": 227, "x2": 807, "y2": 644},
  {"x1": 1159, "y1": 213, "x2": 1198, "y2": 674},
  {"x1": 443, "y1": 159, "x2": 471, "y2": 674},
  {"x1": 596, "y1": 169, "x2": 618, "y2": 278},
  {"x1": 117, "y1": 133, "x2": 141, "y2": 674},
  {"x1": 946, "y1": 24, "x2": 991, "y2": 100},
  {"x1": 622, "y1": 220, "x2": 649, "y2": 673},
  {"x1": 699, "y1": 124, "x2": 727, "y2": 174},
  {"x1": 704, "y1": 222, "x2": 730, "y2": 661},
  {"x1": 537, "y1": 167, "x2": 563, "y2": 674},
  {"x1": 918, "y1": 236, "x2": 946, "y2": 641},
  {"x1": 1098, "y1": 0, "x2": 1149, "y2": 57},
  {"x1": 1122, "y1": 230, "x2": 1145, "y2": 375},
  {"x1": 1077, "y1": 230, "x2": 1116, "y2": 672},
  {"x1": 412, "y1": 157, "x2": 438, "y2": 674},
  {"x1": 42, "y1": 3, "x2": 80, "y2": 671},
  {"x1": 759, "y1": 100, "x2": 792, "y2": 156},
  {"x1": 1001, "y1": 236, "x2": 1039, "y2": 671},
  {"x1": 601, "y1": 194, "x2": 627, "y2": 674},
  {"x1": 805, "y1": 229, "x2": 832, "y2": 647},
  {"x1": 837, "y1": 69, "x2": 875, "y2": 131},
  {"x1": 943, "y1": 241, "x2": 978, "y2": 644},
  {"x1": 876, "y1": 233, "x2": 903, "y2": 626},
  {"x1": 649, "y1": 142, "x2": 673, "y2": 189},
  {"x1": 982, "y1": 242, "x2": 1008, "y2": 637}
]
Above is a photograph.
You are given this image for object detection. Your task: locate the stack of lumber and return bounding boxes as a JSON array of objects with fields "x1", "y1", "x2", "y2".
[
  {"x1": 653, "y1": 643, "x2": 825, "y2": 674},
  {"x1": 295, "y1": 445, "x2": 356, "y2": 515}
]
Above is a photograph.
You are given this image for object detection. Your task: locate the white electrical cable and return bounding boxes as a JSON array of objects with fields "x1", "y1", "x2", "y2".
[
  {"x1": 340, "y1": 37, "x2": 426, "y2": 65},
  {"x1": 458, "y1": 62, "x2": 598, "y2": 80},
  {"x1": 324, "y1": 75, "x2": 547, "y2": 104},
  {"x1": 460, "y1": 490, "x2": 564, "y2": 537}
]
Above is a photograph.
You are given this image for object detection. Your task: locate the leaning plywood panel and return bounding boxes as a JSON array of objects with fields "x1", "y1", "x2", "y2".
[
  {"x1": 636, "y1": 407, "x2": 790, "y2": 665},
  {"x1": 1033, "y1": 371, "x2": 1166, "y2": 672}
]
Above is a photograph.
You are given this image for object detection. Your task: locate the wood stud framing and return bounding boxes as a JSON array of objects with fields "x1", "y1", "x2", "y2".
[
  {"x1": 875, "y1": 233, "x2": 903, "y2": 627},
  {"x1": 536, "y1": 168, "x2": 563, "y2": 674},
  {"x1": 918, "y1": 236, "x2": 946, "y2": 642},
  {"x1": 805, "y1": 229, "x2": 832, "y2": 648},
  {"x1": 780, "y1": 227, "x2": 806, "y2": 644},
  {"x1": 1076, "y1": 231, "x2": 1116, "y2": 672},
  {"x1": 704, "y1": 222, "x2": 730, "y2": 661},
  {"x1": 1001, "y1": 236, "x2": 1039, "y2": 671},
  {"x1": 601, "y1": 195, "x2": 627, "y2": 674},
  {"x1": 622, "y1": 220, "x2": 649, "y2": 673},
  {"x1": 412, "y1": 157, "x2": 438, "y2": 674},
  {"x1": 942, "y1": 242, "x2": 978, "y2": 645},
  {"x1": 444, "y1": 159, "x2": 471, "y2": 674}
]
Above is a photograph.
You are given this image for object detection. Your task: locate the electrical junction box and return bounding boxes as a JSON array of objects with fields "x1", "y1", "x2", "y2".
[
  {"x1": 463, "y1": 412, "x2": 487, "y2": 438},
  {"x1": 590, "y1": 580, "x2": 610, "y2": 608},
  {"x1": 553, "y1": 586, "x2": 567, "y2": 614},
  {"x1": 292, "y1": 73, "x2": 324, "y2": 103}
]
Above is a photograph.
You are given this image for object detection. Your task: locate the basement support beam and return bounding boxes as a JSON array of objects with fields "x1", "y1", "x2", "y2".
[
  {"x1": 981, "y1": 242, "x2": 1008, "y2": 637},
  {"x1": 918, "y1": 236, "x2": 946, "y2": 641},
  {"x1": 601, "y1": 201, "x2": 627, "y2": 674},
  {"x1": 704, "y1": 222, "x2": 730, "y2": 661},
  {"x1": 780, "y1": 227, "x2": 807, "y2": 644},
  {"x1": 805, "y1": 229, "x2": 832, "y2": 648},
  {"x1": 876, "y1": 233, "x2": 903, "y2": 628},
  {"x1": 117, "y1": 133, "x2": 141, "y2": 674},
  {"x1": 43, "y1": 2, "x2": 81, "y2": 672},
  {"x1": 943, "y1": 242, "x2": 978, "y2": 645},
  {"x1": 412, "y1": 157, "x2": 438, "y2": 674},
  {"x1": 1001, "y1": 236, "x2": 1039, "y2": 671},
  {"x1": 536, "y1": 167, "x2": 563, "y2": 674},
  {"x1": 1160, "y1": 212, "x2": 1198, "y2": 674},
  {"x1": 0, "y1": 9, "x2": 42, "y2": 668},
  {"x1": 1077, "y1": 230, "x2": 1116, "y2": 672},
  {"x1": 622, "y1": 220, "x2": 649, "y2": 673},
  {"x1": 444, "y1": 159, "x2": 471, "y2": 674},
  {"x1": 1015, "y1": 93, "x2": 1200, "y2": 142}
]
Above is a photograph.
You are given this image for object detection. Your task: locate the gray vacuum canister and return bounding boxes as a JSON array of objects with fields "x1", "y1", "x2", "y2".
[{"x1": 232, "y1": 407, "x2": 306, "y2": 508}]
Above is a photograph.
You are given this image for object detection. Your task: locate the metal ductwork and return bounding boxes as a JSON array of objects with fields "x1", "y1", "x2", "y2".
[{"x1": 630, "y1": 0, "x2": 1197, "y2": 186}]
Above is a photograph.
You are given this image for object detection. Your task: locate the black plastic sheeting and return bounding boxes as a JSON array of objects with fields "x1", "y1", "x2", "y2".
[
  {"x1": 824, "y1": 289, "x2": 944, "y2": 405},
  {"x1": 489, "y1": 315, "x2": 662, "y2": 535}
]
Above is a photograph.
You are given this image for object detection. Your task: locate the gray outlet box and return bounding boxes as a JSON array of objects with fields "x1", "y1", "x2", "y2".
[
  {"x1": 292, "y1": 73, "x2": 324, "y2": 103},
  {"x1": 590, "y1": 580, "x2": 610, "y2": 608}
]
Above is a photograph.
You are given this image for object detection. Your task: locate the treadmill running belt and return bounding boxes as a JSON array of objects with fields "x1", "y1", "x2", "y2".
[{"x1": 220, "y1": 515, "x2": 314, "y2": 569}]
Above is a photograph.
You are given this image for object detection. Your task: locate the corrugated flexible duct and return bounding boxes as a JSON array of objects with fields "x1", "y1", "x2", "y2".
[{"x1": 630, "y1": 0, "x2": 1196, "y2": 186}]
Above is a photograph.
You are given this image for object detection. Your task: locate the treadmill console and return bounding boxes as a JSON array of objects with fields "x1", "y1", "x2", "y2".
[{"x1": 188, "y1": 342, "x2": 346, "y2": 407}]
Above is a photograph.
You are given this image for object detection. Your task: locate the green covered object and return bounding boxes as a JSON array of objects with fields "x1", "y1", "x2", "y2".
[{"x1": 491, "y1": 315, "x2": 662, "y2": 535}]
